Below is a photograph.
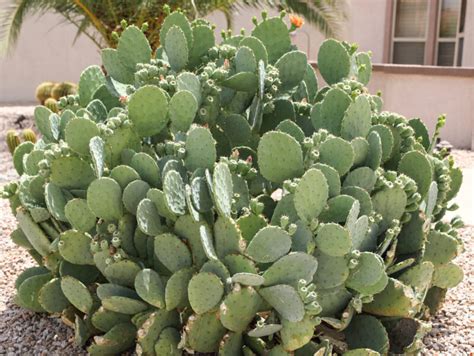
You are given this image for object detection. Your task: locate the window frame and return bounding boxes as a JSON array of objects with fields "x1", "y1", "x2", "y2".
[{"x1": 385, "y1": 0, "x2": 465, "y2": 66}]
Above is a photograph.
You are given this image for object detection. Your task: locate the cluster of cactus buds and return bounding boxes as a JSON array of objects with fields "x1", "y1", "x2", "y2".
[{"x1": 3, "y1": 9, "x2": 464, "y2": 356}]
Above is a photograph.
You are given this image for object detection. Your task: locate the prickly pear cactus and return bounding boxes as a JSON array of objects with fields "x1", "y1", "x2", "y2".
[{"x1": 2, "y1": 8, "x2": 464, "y2": 355}]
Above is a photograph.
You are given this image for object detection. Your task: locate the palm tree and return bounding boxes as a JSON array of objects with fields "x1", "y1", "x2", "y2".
[{"x1": 0, "y1": 0, "x2": 346, "y2": 54}]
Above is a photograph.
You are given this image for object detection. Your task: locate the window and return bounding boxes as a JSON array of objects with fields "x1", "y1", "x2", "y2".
[{"x1": 390, "y1": 0, "x2": 467, "y2": 66}]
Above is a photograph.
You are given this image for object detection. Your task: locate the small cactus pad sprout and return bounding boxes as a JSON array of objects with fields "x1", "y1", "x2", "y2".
[{"x1": 2, "y1": 9, "x2": 463, "y2": 355}]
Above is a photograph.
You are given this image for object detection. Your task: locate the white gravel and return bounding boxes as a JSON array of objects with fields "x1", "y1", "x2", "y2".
[{"x1": 0, "y1": 106, "x2": 472, "y2": 354}]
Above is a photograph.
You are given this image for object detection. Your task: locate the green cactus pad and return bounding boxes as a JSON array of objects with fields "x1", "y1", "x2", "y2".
[
  {"x1": 59, "y1": 261, "x2": 100, "y2": 285},
  {"x1": 313, "y1": 163, "x2": 341, "y2": 198},
  {"x1": 319, "y1": 195, "x2": 356, "y2": 224},
  {"x1": 91, "y1": 307, "x2": 131, "y2": 332},
  {"x1": 155, "y1": 233, "x2": 192, "y2": 273},
  {"x1": 315, "y1": 223, "x2": 351, "y2": 257},
  {"x1": 224, "y1": 254, "x2": 258, "y2": 275},
  {"x1": 128, "y1": 85, "x2": 169, "y2": 137},
  {"x1": 312, "y1": 88, "x2": 351, "y2": 134},
  {"x1": 88, "y1": 322, "x2": 137, "y2": 356},
  {"x1": 222, "y1": 72, "x2": 258, "y2": 93},
  {"x1": 219, "y1": 332, "x2": 243, "y2": 355},
  {"x1": 100, "y1": 296, "x2": 148, "y2": 315},
  {"x1": 45, "y1": 182, "x2": 68, "y2": 221},
  {"x1": 231, "y1": 272, "x2": 264, "y2": 286},
  {"x1": 317, "y1": 286, "x2": 352, "y2": 317},
  {"x1": 177, "y1": 72, "x2": 202, "y2": 105},
  {"x1": 165, "y1": 26, "x2": 189, "y2": 71},
  {"x1": 346, "y1": 252, "x2": 385, "y2": 293},
  {"x1": 446, "y1": 166, "x2": 463, "y2": 201},
  {"x1": 130, "y1": 152, "x2": 160, "y2": 187},
  {"x1": 200, "y1": 224, "x2": 219, "y2": 261},
  {"x1": 319, "y1": 136, "x2": 355, "y2": 176},
  {"x1": 398, "y1": 261, "x2": 434, "y2": 291},
  {"x1": 154, "y1": 327, "x2": 181, "y2": 355},
  {"x1": 185, "y1": 312, "x2": 226, "y2": 353},
  {"x1": 165, "y1": 267, "x2": 194, "y2": 310},
  {"x1": 313, "y1": 250, "x2": 350, "y2": 289},
  {"x1": 213, "y1": 162, "x2": 233, "y2": 217},
  {"x1": 355, "y1": 52, "x2": 373, "y2": 85},
  {"x1": 58, "y1": 230, "x2": 94, "y2": 265},
  {"x1": 276, "y1": 119, "x2": 305, "y2": 144},
  {"x1": 235, "y1": 46, "x2": 257, "y2": 73},
  {"x1": 369, "y1": 125, "x2": 394, "y2": 163},
  {"x1": 259, "y1": 284, "x2": 304, "y2": 322},
  {"x1": 117, "y1": 25, "x2": 151, "y2": 69},
  {"x1": 34, "y1": 106, "x2": 55, "y2": 141},
  {"x1": 136, "y1": 310, "x2": 180, "y2": 355},
  {"x1": 237, "y1": 213, "x2": 268, "y2": 242},
  {"x1": 408, "y1": 118, "x2": 430, "y2": 150},
  {"x1": 188, "y1": 25, "x2": 215, "y2": 68},
  {"x1": 160, "y1": 11, "x2": 193, "y2": 50},
  {"x1": 16, "y1": 209, "x2": 51, "y2": 257},
  {"x1": 240, "y1": 36, "x2": 268, "y2": 65},
  {"x1": 372, "y1": 186, "x2": 407, "y2": 231},
  {"x1": 201, "y1": 260, "x2": 230, "y2": 284},
  {"x1": 295, "y1": 168, "x2": 329, "y2": 222},
  {"x1": 398, "y1": 150, "x2": 433, "y2": 198},
  {"x1": 87, "y1": 177, "x2": 123, "y2": 221},
  {"x1": 134, "y1": 268, "x2": 165, "y2": 308},
  {"x1": 343, "y1": 167, "x2": 377, "y2": 192},
  {"x1": 251, "y1": 17, "x2": 291, "y2": 63},
  {"x1": 64, "y1": 118, "x2": 100, "y2": 155},
  {"x1": 174, "y1": 216, "x2": 208, "y2": 267},
  {"x1": 169, "y1": 90, "x2": 198, "y2": 132},
  {"x1": 185, "y1": 125, "x2": 216, "y2": 171},
  {"x1": 16, "y1": 272, "x2": 52, "y2": 312},
  {"x1": 432, "y1": 263, "x2": 463, "y2": 289},
  {"x1": 396, "y1": 212, "x2": 425, "y2": 254},
  {"x1": 104, "y1": 260, "x2": 141, "y2": 287},
  {"x1": 162, "y1": 170, "x2": 186, "y2": 216},
  {"x1": 344, "y1": 315, "x2": 389, "y2": 354},
  {"x1": 246, "y1": 226, "x2": 291, "y2": 263},
  {"x1": 78, "y1": 65, "x2": 106, "y2": 107},
  {"x1": 351, "y1": 137, "x2": 370, "y2": 167},
  {"x1": 263, "y1": 252, "x2": 318, "y2": 287},
  {"x1": 148, "y1": 188, "x2": 178, "y2": 222},
  {"x1": 38, "y1": 278, "x2": 70, "y2": 313},
  {"x1": 341, "y1": 186, "x2": 373, "y2": 216},
  {"x1": 137, "y1": 198, "x2": 162, "y2": 236},
  {"x1": 220, "y1": 114, "x2": 252, "y2": 147},
  {"x1": 248, "y1": 324, "x2": 282, "y2": 338},
  {"x1": 110, "y1": 165, "x2": 140, "y2": 189},
  {"x1": 122, "y1": 179, "x2": 150, "y2": 215},
  {"x1": 341, "y1": 95, "x2": 372, "y2": 140},
  {"x1": 89, "y1": 136, "x2": 105, "y2": 177},
  {"x1": 423, "y1": 231, "x2": 459, "y2": 265},
  {"x1": 280, "y1": 315, "x2": 316, "y2": 351},
  {"x1": 13, "y1": 141, "x2": 34, "y2": 175},
  {"x1": 64, "y1": 198, "x2": 96, "y2": 232},
  {"x1": 363, "y1": 278, "x2": 418, "y2": 318},
  {"x1": 366, "y1": 131, "x2": 382, "y2": 169},
  {"x1": 275, "y1": 50, "x2": 307, "y2": 90},
  {"x1": 317, "y1": 39, "x2": 350, "y2": 84},
  {"x1": 220, "y1": 286, "x2": 262, "y2": 332},
  {"x1": 50, "y1": 156, "x2": 95, "y2": 189},
  {"x1": 60, "y1": 276, "x2": 94, "y2": 313},
  {"x1": 257, "y1": 131, "x2": 304, "y2": 183},
  {"x1": 215, "y1": 216, "x2": 242, "y2": 259}
]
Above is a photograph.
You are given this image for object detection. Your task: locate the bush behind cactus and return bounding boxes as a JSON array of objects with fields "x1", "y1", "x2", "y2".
[{"x1": 2, "y1": 9, "x2": 464, "y2": 355}]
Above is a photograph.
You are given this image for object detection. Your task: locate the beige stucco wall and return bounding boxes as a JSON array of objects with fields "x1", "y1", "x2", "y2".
[{"x1": 368, "y1": 70, "x2": 474, "y2": 149}]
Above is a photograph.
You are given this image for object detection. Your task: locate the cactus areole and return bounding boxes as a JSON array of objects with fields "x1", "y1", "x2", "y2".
[{"x1": 2, "y1": 9, "x2": 464, "y2": 355}]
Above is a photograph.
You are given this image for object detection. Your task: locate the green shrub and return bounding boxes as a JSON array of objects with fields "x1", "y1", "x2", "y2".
[{"x1": 2, "y1": 10, "x2": 464, "y2": 355}]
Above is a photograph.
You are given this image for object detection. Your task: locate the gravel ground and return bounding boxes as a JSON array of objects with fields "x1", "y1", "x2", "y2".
[{"x1": 0, "y1": 106, "x2": 472, "y2": 354}]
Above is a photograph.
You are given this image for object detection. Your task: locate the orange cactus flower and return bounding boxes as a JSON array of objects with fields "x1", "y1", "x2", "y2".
[{"x1": 289, "y1": 14, "x2": 304, "y2": 29}]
